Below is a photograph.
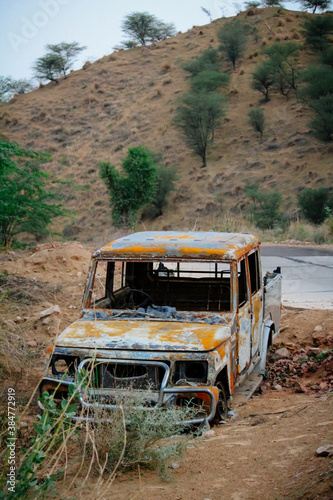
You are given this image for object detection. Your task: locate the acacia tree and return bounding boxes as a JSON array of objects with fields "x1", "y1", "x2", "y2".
[
  {"x1": 251, "y1": 63, "x2": 275, "y2": 101},
  {"x1": 0, "y1": 140, "x2": 71, "y2": 247},
  {"x1": 301, "y1": 15, "x2": 333, "y2": 53},
  {"x1": 218, "y1": 20, "x2": 248, "y2": 70},
  {"x1": 0, "y1": 76, "x2": 33, "y2": 102},
  {"x1": 33, "y1": 42, "x2": 86, "y2": 82},
  {"x1": 33, "y1": 53, "x2": 64, "y2": 83},
  {"x1": 248, "y1": 108, "x2": 265, "y2": 141},
  {"x1": 263, "y1": 42, "x2": 301, "y2": 99},
  {"x1": 174, "y1": 91, "x2": 226, "y2": 168},
  {"x1": 121, "y1": 12, "x2": 176, "y2": 46},
  {"x1": 100, "y1": 146, "x2": 158, "y2": 227},
  {"x1": 46, "y1": 42, "x2": 86, "y2": 77},
  {"x1": 298, "y1": 0, "x2": 332, "y2": 13}
]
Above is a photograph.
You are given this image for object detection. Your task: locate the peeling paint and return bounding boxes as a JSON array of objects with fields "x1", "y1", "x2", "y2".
[{"x1": 41, "y1": 231, "x2": 281, "y2": 423}]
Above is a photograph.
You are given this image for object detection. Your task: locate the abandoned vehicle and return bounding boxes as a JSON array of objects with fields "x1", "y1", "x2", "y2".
[{"x1": 40, "y1": 231, "x2": 282, "y2": 424}]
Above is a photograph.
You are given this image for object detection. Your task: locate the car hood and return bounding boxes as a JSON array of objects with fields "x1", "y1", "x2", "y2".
[{"x1": 57, "y1": 318, "x2": 233, "y2": 352}]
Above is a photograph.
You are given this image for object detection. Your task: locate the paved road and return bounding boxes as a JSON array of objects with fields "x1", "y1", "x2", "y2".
[{"x1": 261, "y1": 246, "x2": 333, "y2": 310}]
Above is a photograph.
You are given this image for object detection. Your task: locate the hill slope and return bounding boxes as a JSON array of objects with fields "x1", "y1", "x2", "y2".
[{"x1": 1, "y1": 8, "x2": 332, "y2": 244}]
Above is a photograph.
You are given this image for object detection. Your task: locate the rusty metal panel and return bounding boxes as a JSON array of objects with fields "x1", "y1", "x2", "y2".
[
  {"x1": 57, "y1": 318, "x2": 234, "y2": 352},
  {"x1": 96, "y1": 231, "x2": 259, "y2": 262}
]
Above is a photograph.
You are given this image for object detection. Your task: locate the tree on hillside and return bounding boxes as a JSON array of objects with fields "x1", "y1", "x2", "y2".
[
  {"x1": 301, "y1": 15, "x2": 333, "y2": 54},
  {"x1": 248, "y1": 108, "x2": 265, "y2": 141},
  {"x1": 100, "y1": 146, "x2": 158, "y2": 227},
  {"x1": 33, "y1": 53, "x2": 64, "y2": 83},
  {"x1": 190, "y1": 70, "x2": 230, "y2": 93},
  {"x1": 174, "y1": 91, "x2": 226, "y2": 168},
  {"x1": 301, "y1": 65, "x2": 333, "y2": 141},
  {"x1": 261, "y1": 0, "x2": 283, "y2": 6},
  {"x1": 218, "y1": 20, "x2": 248, "y2": 70},
  {"x1": 298, "y1": 0, "x2": 332, "y2": 13},
  {"x1": 244, "y1": 183, "x2": 283, "y2": 229},
  {"x1": 46, "y1": 42, "x2": 86, "y2": 77},
  {"x1": 0, "y1": 76, "x2": 34, "y2": 102},
  {"x1": 297, "y1": 188, "x2": 333, "y2": 223},
  {"x1": 263, "y1": 42, "x2": 301, "y2": 99},
  {"x1": 121, "y1": 12, "x2": 176, "y2": 47},
  {"x1": 0, "y1": 76, "x2": 12, "y2": 102},
  {"x1": 183, "y1": 47, "x2": 221, "y2": 76},
  {"x1": 251, "y1": 63, "x2": 275, "y2": 101},
  {"x1": 0, "y1": 139, "x2": 71, "y2": 247},
  {"x1": 143, "y1": 165, "x2": 177, "y2": 219}
]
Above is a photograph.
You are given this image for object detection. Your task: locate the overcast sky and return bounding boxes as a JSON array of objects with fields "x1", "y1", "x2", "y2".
[{"x1": 1, "y1": 0, "x2": 298, "y2": 81}]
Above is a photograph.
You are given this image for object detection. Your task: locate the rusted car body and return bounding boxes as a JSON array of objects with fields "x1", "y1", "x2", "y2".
[{"x1": 40, "y1": 232, "x2": 282, "y2": 424}]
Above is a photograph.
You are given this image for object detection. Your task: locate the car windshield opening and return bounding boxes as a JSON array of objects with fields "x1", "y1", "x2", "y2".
[{"x1": 91, "y1": 260, "x2": 232, "y2": 313}]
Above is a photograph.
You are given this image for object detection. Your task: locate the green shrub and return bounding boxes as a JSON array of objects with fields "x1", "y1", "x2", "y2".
[
  {"x1": 143, "y1": 165, "x2": 177, "y2": 219},
  {"x1": 218, "y1": 20, "x2": 248, "y2": 70},
  {"x1": 244, "y1": 183, "x2": 283, "y2": 229},
  {"x1": 297, "y1": 188, "x2": 333, "y2": 224},
  {"x1": 100, "y1": 146, "x2": 158, "y2": 227},
  {"x1": 190, "y1": 70, "x2": 230, "y2": 93},
  {"x1": 183, "y1": 47, "x2": 220, "y2": 76},
  {"x1": 248, "y1": 107, "x2": 265, "y2": 140}
]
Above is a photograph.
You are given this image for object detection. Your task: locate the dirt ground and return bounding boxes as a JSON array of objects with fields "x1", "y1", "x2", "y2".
[{"x1": 1, "y1": 242, "x2": 332, "y2": 499}]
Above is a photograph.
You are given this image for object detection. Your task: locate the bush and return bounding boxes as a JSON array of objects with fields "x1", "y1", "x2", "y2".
[
  {"x1": 0, "y1": 139, "x2": 72, "y2": 248},
  {"x1": 301, "y1": 15, "x2": 333, "y2": 53},
  {"x1": 190, "y1": 70, "x2": 230, "y2": 93},
  {"x1": 218, "y1": 20, "x2": 248, "y2": 70},
  {"x1": 174, "y1": 91, "x2": 226, "y2": 168},
  {"x1": 248, "y1": 107, "x2": 265, "y2": 140},
  {"x1": 89, "y1": 389, "x2": 195, "y2": 480},
  {"x1": 183, "y1": 47, "x2": 220, "y2": 77},
  {"x1": 251, "y1": 63, "x2": 275, "y2": 101},
  {"x1": 143, "y1": 165, "x2": 177, "y2": 219},
  {"x1": 244, "y1": 183, "x2": 283, "y2": 229},
  {"x1": 297, "y1": 187, "x2": 333, "y2": 224},
  {"x1": 100, "y1": 146, "x2": 158, "y2": 227}
]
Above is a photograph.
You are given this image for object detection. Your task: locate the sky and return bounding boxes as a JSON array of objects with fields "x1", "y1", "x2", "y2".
[{"x1": 0, "y1": 0, "x2": 298, "y2": 81}]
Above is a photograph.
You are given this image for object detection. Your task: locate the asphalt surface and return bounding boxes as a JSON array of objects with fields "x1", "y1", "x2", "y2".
[{"x1": 261, "y1": 246, "x2": 333, "y2": 310}]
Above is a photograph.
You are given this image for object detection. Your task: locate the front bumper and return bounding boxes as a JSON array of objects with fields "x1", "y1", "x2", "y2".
[{"x1": 39, "y1": 358, "x2": 218, "y2": 425}]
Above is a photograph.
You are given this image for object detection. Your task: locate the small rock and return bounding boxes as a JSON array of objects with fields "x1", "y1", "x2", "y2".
[
  {"x1": 273, "y1": 348, "x2": 290, "y2": 360},
  {"x1": 27, "y1": 340, "x2": 37, "y2": 347},
  {"x1": 15, "y1": 316, "x2": 24, "y2": 323},
  {"x1": 40, "y1": 305, "x2": 61, "y2": 319},
  {"x1": 169, "y1": 461, "x2": 180, "y2": 469},
  {"x1": 307, "y1": 347, "x2": 320, "y2": 357},
  {"x1": 203, "y1": 429, "x2": 216, "y2": 437},
  {"x1": 319, "y1": 382, "x2": 328, "y2": 390},
  {"x1": 314, "y1": 325, "x2": 323, "y2": 332},
  {"x1": 316, "y1": 445, "x2": 333, "y2": 457},
  {"x1": 274, "y1": 384, "x2": 283, "y2": 391},
  {"x1": 294, "y1": 381, "x2": 308, "y2": 393},
  {"x1": 42, "y1": 317, "x2": 50, "y2": 325},
  {"x1": 77, "y1": 272, "x2": 82, "y2": 277}
]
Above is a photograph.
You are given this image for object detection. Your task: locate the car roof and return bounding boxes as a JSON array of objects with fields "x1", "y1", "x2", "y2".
[{"x1": 94, "y1": 231, "x2": 259, "y2": 261}]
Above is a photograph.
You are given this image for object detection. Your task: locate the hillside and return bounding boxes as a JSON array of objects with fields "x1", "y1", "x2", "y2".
[{"x1": 1, "y1": 7, "x2": 332, "y2": 244}]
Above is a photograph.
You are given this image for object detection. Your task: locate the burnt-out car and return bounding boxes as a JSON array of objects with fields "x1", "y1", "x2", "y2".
[{"x1": 40, "y1": 232, "x2": 282, "y2": 424}]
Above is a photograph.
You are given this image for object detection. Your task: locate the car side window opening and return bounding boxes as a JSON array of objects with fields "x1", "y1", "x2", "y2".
[
  {"x1": 237, "y1": 258, "x2": 248, "y2": 307},
  {"x1": 248, "y1": 250, "x2": 261, "y2": 295}
]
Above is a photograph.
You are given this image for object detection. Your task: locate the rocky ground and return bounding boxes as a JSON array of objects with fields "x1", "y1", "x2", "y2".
[{"x1": 0, "y1": 242, "x2": 332, "y2": 499}]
